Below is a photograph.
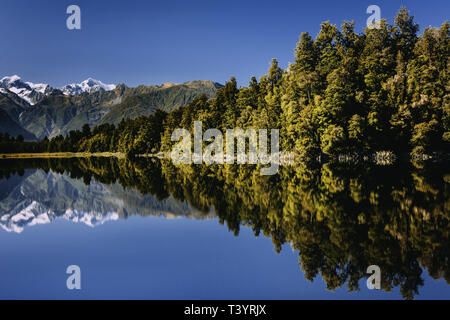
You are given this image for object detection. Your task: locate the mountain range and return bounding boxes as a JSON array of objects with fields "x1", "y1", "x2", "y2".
[
  {"x1": 0, "y1": 170, "x2": 213, "y2": 233},
  {"x1": 0, "y1": 75, "x2": 222, "y2": 140}
]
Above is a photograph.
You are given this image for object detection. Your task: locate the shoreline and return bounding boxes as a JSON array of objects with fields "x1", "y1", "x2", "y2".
[
  {"x1": 0, "y1": 151, "x2": 448, "y2": 164},
  {"x1": 0, "y1": 152, "x2": 125, "y2": 159}
]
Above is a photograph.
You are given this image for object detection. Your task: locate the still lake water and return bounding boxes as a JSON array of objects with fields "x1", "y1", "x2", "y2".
[{"x1": 0, "y1": 157, "x2": 448, "y2": 299}]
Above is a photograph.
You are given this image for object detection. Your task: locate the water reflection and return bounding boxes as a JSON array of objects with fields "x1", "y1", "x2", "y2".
[{"x1": 0, "y1": 157, "x2": 448, "y2": 299}]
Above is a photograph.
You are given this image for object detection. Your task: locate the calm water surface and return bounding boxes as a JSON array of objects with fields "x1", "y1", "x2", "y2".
[{"x1": 0, "y1": 158, "x2": 448, "y2": 299}]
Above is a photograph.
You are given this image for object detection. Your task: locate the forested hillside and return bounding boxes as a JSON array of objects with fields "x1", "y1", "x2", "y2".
[
  {"x1": 161, "y1": 8, "x2": 449, "y2": 159},
  {"x1": 2, "y1": 8, "x2": 449, "y2": 159},
  {"x1": 0, "y1": 110, "x2": 36, "y2": 141}
]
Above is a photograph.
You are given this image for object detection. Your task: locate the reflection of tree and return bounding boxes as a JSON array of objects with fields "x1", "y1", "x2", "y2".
[
  {"x1": 0, "y1": 157, "x2": 448, "y2": 299},
  {"x1": 159, "y1": 160, "x2": 449, "y2": 299}
]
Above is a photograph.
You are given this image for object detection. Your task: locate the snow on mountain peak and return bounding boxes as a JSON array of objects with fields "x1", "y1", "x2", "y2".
[
  {"x1": 0, "y1": 75, "x2": 117, "y2": 104},
  {"x1": 26, "y1": 81, "x2": 51, "y2": 94},
  {"x1": 61, "y1": 78, "x2": 116, "y2": 95},
  {"x1": 0, "y1": 75, "x2": 53, "y2": 105},
  {"x1": 0, "y1": 74, "x2": 21, "y2": 84}
]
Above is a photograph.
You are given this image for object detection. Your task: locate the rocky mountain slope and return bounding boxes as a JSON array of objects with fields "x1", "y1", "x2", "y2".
[{"x1": 0, "y1": 76, "x2": 222, "y2": 140}]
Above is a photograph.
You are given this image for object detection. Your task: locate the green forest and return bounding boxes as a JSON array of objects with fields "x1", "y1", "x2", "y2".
[{"x1": 1, "y1": 7, "x2": 449, "y2": 160}]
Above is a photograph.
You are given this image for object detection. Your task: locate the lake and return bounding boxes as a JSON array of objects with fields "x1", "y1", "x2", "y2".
[{"x1": 0, "y1": 157, "x2": 448, "y2": 299}]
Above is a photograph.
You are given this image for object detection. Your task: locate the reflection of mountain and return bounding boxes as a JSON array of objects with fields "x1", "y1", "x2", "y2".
[
  {"x1": 0, "y1": 170, "x2": 212, "y2": 233},
  {"x1": 0, "y1": 170, "x2": 32, "y2": 202}
]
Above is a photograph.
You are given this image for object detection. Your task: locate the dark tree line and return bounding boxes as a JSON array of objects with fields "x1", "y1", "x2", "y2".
[{"x1": 0, "y1": 110, "x2": 167, "y2": 155}]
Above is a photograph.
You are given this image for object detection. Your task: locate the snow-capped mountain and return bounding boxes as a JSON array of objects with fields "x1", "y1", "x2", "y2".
[
  {"x1": 0, "y1": 75, "x2": 117, "y2": 105},
  {"x1": 0, "y1": 75, "x2": 53, "y2": 105},
  {"x1": 0, "y1": 75, "x2": 219, "y2": 140},
  {"x1": 61, "y1": 78, "x2": 116, "y2": 95}
]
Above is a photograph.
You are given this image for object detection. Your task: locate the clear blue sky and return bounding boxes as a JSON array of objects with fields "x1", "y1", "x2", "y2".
[{"x1": 0, "y1": 0, "x2": 448, "y2": 88}]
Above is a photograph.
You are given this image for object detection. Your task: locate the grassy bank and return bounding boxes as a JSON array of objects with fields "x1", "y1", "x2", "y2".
[{"x1": 0, "y1": 152, "x2": 125, "y2": 159}]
